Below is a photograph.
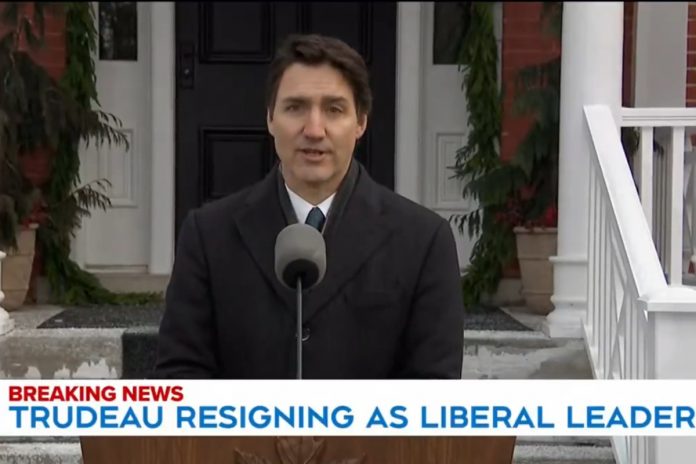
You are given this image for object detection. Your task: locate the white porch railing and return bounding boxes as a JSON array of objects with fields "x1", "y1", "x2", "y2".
[
  {"x1": 584, "y1": 105, "x2": 696, "y2": 464},
  {"x1": 621, "y1": 108, "x2": 696, "y2": 285}
]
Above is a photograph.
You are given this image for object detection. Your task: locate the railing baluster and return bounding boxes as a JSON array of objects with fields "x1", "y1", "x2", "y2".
[
  {"x1": 669, "y1": 126, "x2": 686, "y2": 285},
  {"x1": 602, "y1": 197, "x2": 610, "y2": 377},
  {"x1": 687, "y1": 158, "x2": 696, "y2": 273},
  {"x1": 656, "y1": 146, "x2": 666, "y2": 269},
  {"x1": 609, "y1": 230, "x2": 617, "y2": 378},
  {"x1": 595, "y1": 197, "x2": 601, "y2": 352},
  {"x1": 629, "y1": 291, "x2": 635, "y2": 379},
  {"x1": 588, "y1": 162, "x2": 597, "y2": 342},
  {"x1": 640, "y1": 127, "x2": 654, "y2": 233}
]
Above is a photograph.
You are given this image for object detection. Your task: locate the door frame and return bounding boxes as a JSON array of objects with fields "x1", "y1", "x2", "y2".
[{"x1": 147, "y1": 2, "x2": 425, "y2": 275}]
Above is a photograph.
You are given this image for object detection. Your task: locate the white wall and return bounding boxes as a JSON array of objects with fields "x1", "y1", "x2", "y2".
[{"x1": 634, "y1": 2, "x2": 688, "y2": 107}]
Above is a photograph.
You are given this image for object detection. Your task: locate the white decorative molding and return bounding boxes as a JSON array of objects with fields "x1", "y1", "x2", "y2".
[
  {"x1": 621, "y1": 107, "x2": 696, "y2": 127},
  {"x1": 98, "y1": 128, "x2": 137, "y2": 208},
  {"x1": 0, "y1": 250, "x2": 14, "y2": 335},
  {"x1": 434, "y1": 133, "x2": 471, "y2": 210}
]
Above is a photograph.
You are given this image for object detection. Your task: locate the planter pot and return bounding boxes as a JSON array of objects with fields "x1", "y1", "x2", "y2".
[
  {"x1": 19, "y1": 146, "x2": 54, "y2": 187},
  {"x1": 514, "y1": 226, "x2": 557, "y2": 315},
  {"x1": 1, "y1": 225, "x2": 38, "y2": 311}
]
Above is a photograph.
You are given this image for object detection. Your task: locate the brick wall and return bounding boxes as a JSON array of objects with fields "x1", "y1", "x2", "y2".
[
  {"x1": 0, "y1": 3, "x2": 66, "y2": 79},
  {"x1": 688, "y1": 3, "x2": 696, "y2": 107},
  {"x1": 501, "y1": 2, "x2": 638, "y2": 159},
  {"x1": 501, "y1": 2, "x2": 561, "y2": 162},
  {"x1": 623, "y1": 2, "x2": 637, "y2": 106}
]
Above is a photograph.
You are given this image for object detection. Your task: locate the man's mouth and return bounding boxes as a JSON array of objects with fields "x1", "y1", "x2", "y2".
[{"x1": 298, "y1": 148, "x2": 328, "y2": 157}]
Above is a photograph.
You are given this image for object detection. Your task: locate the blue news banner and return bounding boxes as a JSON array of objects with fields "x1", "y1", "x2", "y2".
[{"x1": 2, "y1": 380, "x2": 696, "y2": 436}]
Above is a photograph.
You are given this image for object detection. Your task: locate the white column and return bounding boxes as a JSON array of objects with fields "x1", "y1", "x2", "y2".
[
  {"x1": 544, "y1": 2, "x2": 624, "y2": 338},
  {"x1": 0, "y1": 251, "x2": 15, "y2": 335},
  {"x1": 149, "y1": 2, "x2": 176, "y2": 275}
]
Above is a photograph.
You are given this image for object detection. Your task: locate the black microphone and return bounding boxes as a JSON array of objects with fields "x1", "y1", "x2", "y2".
[{"x1": 274, "y1": 223, "x2": 326, "y2": 379}]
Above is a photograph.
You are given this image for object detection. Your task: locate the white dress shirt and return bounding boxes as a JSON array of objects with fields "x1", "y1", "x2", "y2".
[{"x1": 285, "y1": 185, "x2": 335, "y2": 225}]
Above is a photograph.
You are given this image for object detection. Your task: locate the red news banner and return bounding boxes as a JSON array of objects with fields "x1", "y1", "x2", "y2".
[{"x1": 8, "y1": 384, "x2": 184, "y2": 403}]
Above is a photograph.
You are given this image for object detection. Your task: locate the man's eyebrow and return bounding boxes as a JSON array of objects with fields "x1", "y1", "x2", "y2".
[
  {"x1": 279, "y1": 95, "x2": 350, "y2": 104},
  {"x1": 280, "y1": 96, "x2": 309, "y2": 104},
  {"x1": 322, "y1": 96, "x2": 349, "y2": 104}
]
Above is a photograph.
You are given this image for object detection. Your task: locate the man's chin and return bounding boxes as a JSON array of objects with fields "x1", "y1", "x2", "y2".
[
  {"x1": 298, "y1": 174, "x2": 333, "y2": 187},
  {"x1": 295, "y1": 166, "x2": 333, "y2": 184}
]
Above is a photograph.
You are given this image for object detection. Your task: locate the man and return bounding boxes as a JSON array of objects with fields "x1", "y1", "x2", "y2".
[{"x1": 154, "y1": 34, "x2": 464, "y2": 379}]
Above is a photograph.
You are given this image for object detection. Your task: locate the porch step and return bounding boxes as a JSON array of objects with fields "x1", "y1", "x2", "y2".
[
  {"x1": 0, "y1": 437, "x2": 615, "y2": 464},
  {"x1": 514, "y1": 437, "x2": 615, "y2": 463},
  {"x1": 462, "y1": 329, "x2": 592, "y2": 379},
  {"x1": 1, "y1": 306, "x2": 592, "y2": 380},
  {"x1": 0, "y1": 306, "x2": 123, "y2": 379},
  {"x1": 94, "y1": 272, "x2": 170, "y2": 294},
  {"x1": 0, "y1": 438, "x2": 81, "y2": 464},
  {"x1": 462, "y1": 306, "x2": 593, "y2": 380}
]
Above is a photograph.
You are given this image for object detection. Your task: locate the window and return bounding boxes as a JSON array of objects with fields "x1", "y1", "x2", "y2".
[
  {"x1": 99, "y1": 2, "x2": 137, "y2": 61},
  {"x1": 433, "y1": 2, "x2": 470, "y2": 65}
]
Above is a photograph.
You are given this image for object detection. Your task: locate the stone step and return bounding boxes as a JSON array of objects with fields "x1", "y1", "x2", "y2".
[
  {"x1": 0, "y1": 437, "x2": 615, "y2": 464},
  {"x1": 0, "y1": 438, "x2": 81, "y2": 464},
  {"x1": 462, "y1": 329, "x2": 593, "y2": 379},
  {"x1": 0, "y1": 307, "x2": 123, "y2": 380},
  {"x1": 0, "y1": 306, "x2": 593, "y2": 380},
  {"x1": 514, "y1": 437, "x2": 615, "y2": 463},
  {"x1": 514, "y1": 444, "x2": 615, "y2": 463},
  {"x1": 94, "y1": 272, "x2": 169, "y2": 295}
]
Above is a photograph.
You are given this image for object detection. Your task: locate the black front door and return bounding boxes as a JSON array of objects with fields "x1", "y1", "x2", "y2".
[{"x1": 175, "y1": 2, "x2": 396, "y2": 235}]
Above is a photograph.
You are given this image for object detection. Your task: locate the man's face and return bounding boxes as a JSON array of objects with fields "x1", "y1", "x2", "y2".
[{"x1": 267, "y1": 63, "x2": 367, "y2": 193}]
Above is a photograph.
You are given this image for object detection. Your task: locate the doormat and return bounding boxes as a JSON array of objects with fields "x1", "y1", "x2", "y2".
[
  {"x1": 463, "y1": 305, "x2": 532, "y2": 331},
  {"x1": 38, "y1": 304, "x2": 164, "y2": 329}
]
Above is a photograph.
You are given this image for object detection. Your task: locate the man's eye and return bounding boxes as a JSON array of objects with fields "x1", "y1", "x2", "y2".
[
  {"x1": 329, "y1": 106, "x2": 343, "y2": 114},
  {"x1": 286, "y1": 104, "x2": 299, "y2": 111}
]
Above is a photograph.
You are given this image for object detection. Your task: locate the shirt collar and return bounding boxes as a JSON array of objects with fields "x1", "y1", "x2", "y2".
[{"x1": 284, "y1": 185, "x2": 335, "y2": 224}]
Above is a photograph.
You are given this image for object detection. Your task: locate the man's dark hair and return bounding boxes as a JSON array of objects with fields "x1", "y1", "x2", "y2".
[{"x1": 266, "y1": 34, "x2": 372, "y2": 119}]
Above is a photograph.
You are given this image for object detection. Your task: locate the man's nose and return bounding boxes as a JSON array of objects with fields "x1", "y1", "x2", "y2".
[{"x1": 303, "y1": 108, "x2": 326, "y2": 139}]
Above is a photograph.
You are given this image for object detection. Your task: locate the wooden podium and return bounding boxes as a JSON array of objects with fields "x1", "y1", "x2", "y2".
[{"x1": 80, "y1": 436, "x2": 516, "y2": 463}]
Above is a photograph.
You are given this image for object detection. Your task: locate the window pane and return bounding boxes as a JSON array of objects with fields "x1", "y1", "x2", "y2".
[
  {"x1": 99, "y1": 2, "x2": 138, "y2": 61},
  {"x1": 433, "y1": 2, "x2": 469, "y2": 65}
]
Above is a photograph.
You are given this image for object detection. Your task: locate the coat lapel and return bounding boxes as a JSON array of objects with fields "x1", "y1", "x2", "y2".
[
  {"x1": 301, "y1": 167, "x2": 395, "y2": 322},
  {"x1": 234, "y1": 168, "x2": 296, "y2": 312}
]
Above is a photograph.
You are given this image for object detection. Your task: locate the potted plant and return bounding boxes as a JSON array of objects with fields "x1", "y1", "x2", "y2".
[
  {"x1": 504, "y1": 24, "x2": 561, "y2": 313},
  {"x1": 496, "y1": 192, "x2": 558, "y2": 315},
  {"x1": 0, "y1": 4, "x2": 126, "y2": 309},
  {"x1": 450, "y1": 2, "x2": 562, "y2": 309},
  {"x1": 0, "y1": 5, "x2": 57, "y2": 309}
]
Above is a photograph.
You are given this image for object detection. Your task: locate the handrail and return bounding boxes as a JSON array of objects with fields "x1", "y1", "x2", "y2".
[{"x1": 585, "y1": 105, "x2": 668, "y2": 298}]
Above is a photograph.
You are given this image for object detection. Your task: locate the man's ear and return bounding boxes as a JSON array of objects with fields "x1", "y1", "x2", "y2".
[
  {"x1": 356, "y1": 113, "x2": 368, "y2": 139},
  {"x1": 266, "y1": 108, "x2": 275, "y2": 136}
]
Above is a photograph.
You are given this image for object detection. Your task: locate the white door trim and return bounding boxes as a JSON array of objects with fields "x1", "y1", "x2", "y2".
[
  {"x1": 394, "y1": 2, "x2": 424, "y2": 204},
  {"x1": 149, "y1": 2, "x2": 176, "y2": 275},
  {"x1": 148, "y1": 2, "x2": 424, "y2": 275}
]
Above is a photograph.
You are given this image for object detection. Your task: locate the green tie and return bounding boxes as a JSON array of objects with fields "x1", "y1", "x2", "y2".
[{"x1": 305, "y1": 207, "x2": 325, "y2": 231}]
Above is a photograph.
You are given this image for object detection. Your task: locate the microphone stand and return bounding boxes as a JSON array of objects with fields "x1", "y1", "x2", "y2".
[{"x1": 296, "y1": 276, "x2": 303, "y2": 380}]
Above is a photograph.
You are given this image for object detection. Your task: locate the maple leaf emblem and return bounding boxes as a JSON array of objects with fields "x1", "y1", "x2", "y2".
[{"x1": 234, "y1": 437, "x2": 366, "y2": 464}]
